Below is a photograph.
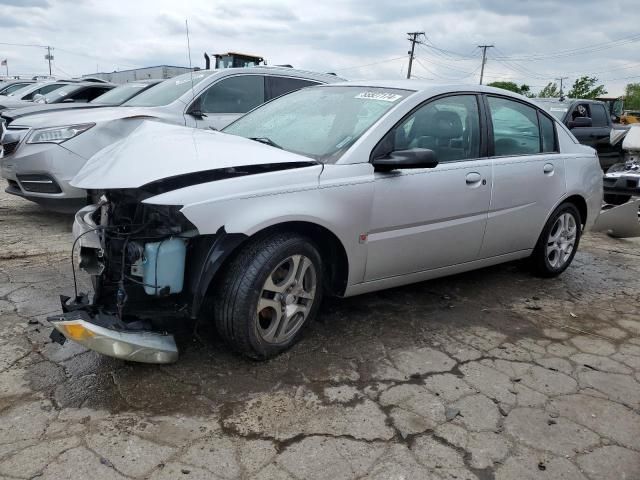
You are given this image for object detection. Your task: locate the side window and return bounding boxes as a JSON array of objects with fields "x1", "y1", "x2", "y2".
[
  {"x1": 538, "y1": 112, "x2": 557, "y2": 153},
  {"x1": 71, "y1": 87, "x2": 111, "y2": 103},
  {"x1": 265, "y1": 76, "x2": 319, "y2": 100},
  {"x1": 570, "y1": 103, "x2": 590, "y2": 121},
  {"x1": 487, "y1": 96, "x2": 540, "y2": 156},
  {"x1": 40, "y1": 84, "x2": 64, "y2": 95},
  {"x1": 590, "y1": 104, "x2": 608, "y2": 127},
  {"x1": 200, "y1": 75, "x2": 265, "y2": 114},
  {"x1": 392, "y1": 95, "x2": 481, "y2": 162}
]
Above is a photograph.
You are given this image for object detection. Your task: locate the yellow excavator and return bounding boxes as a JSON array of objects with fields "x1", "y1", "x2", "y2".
[{"x1": 621, "y1": 110, "x2": 640, "y2": 125}]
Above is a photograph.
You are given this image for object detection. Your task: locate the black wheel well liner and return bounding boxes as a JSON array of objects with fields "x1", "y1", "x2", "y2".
[
  {"x1": 563, "y1": 194, "x2": 588, "y2": 225},
  {"x1": 189, "y1": 221, "x2": 350, "y2": 318}
]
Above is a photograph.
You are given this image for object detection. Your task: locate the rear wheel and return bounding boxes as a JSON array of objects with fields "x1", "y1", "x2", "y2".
[
  {"x1": 603, "y1": 193, "x2": 631, "y2": 206},
  {"x1": 212, "y1": 232, "x2": 323, "y2": 359},
  {"x1": 530, "y1": 203, "x2": 581, "y2": 277}
]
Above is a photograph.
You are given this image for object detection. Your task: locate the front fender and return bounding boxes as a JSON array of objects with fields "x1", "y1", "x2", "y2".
[{"x1": 175, "y1": 164, "x2": 374, "y2": 287}]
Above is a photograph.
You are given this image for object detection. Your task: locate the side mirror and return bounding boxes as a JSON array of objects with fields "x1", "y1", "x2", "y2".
[
  {"x1": 187, "y1": 98, "x2": 207, "y2": 118},
  {"x1": 372, "y1": 148, "x2": 438, "y2": 172},
  {"x1": 567, "y1": 117, "x2": 592, "y2": 129}
]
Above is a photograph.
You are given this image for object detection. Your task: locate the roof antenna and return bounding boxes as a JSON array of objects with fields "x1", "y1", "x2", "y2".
[{"x1": 185, "y1": 19, "x2": 196, "y2": 102}]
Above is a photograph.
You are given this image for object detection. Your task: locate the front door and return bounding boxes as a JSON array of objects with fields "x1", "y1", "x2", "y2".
[
  {"x1": 568, "y1": 102, "x2": 611, "y2": 154},
  {"x1": 191, "y1": 74, "x2": 265, "y2": 130},
  {"x1": 365, "y1": 94, "x2": 492, "y2": 281}
]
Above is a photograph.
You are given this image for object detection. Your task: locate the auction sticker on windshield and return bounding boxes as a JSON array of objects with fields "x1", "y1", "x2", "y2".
[{"x1": 355, "y1": 92, "x2": 403, "y2": 102}]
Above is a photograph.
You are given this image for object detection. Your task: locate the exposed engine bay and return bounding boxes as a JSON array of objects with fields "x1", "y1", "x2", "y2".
[{"x1": 47, "y1": 187, "x2": 246, "y2": 364}]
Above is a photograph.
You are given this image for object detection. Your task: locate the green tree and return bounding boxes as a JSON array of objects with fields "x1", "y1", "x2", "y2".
[
  {"x1": 567, "y1": 76, "x2": 607, "y2": 99},
  {"x1": 487, "y1": 81, "x2": 535, "y2": 97},
  {"x1": 537, "y1": 82, "x2": 560, "y2": 98},
  {"x1": 625, "y1": 83, "x2": 640, "y2": 110}
]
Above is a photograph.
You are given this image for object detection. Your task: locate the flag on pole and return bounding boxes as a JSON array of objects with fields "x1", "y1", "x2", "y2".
[{"x1": 0, "y1": 60, "x2": 6, "y2": 66}]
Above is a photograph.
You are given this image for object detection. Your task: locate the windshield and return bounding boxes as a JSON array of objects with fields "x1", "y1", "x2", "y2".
[
  {"x1": 223, "y1": 86, "x2": 411, "y2": 162},
  {"x1": 123, "y1": 72, "x2": 214, "y2": 107},
  {"x1": 6, "y1": 83, "x2": 42, "y2": 97},
  {"x1": 91, "y1": 83, "x2": 152, "y2": 105},
  {"x1": 536, "y1": 103, "x2": 568, "y2": 120},
  {"x1": 41, "y1": 85, "x2": 78, "y2": 103},
  {"x1": 0, "y1": 83, "x2": 30, "y2": 95}
]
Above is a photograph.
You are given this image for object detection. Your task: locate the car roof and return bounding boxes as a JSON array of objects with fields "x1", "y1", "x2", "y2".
[
  {"x1": 205, "y1": 66, "x2": 345, "y2": 82},
  {"x1": 124, "y1": 79, "x2": 163, "y2": 85},
  {"x1": 319, "y1": 79, "x2": 543, "y2": 100}
]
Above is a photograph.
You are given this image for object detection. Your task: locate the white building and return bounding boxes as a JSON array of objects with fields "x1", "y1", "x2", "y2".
[{"x1": 83, "y1": 65, "x2": 195, "y2": 84}]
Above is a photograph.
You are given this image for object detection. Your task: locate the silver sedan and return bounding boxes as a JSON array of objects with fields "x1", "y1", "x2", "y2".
[
  {"x1": 0, "y1": 67, "x2": 341, "y2": 212},
  {"x1": 49, "y1": 81, "x2": 602, "y2": 363}
]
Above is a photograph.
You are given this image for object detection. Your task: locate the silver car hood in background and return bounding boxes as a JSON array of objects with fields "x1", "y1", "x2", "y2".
[
  {"x1": 72, "y1": 121, "x2": 317, "y2": 190},
  {"x1": 11, "y1": 106, "x2": 161, "y2": 128}
]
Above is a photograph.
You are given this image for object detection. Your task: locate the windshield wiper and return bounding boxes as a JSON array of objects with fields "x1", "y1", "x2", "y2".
[{"x1": 249, "y1": 137, "x2": 283, "y2": 150}]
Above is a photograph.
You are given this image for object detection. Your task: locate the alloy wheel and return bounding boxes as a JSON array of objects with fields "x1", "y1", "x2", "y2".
[
  {"x1": 546, "y1": 212, "x2": 577, "y2": 269},
  {"x1": 256, "y1": 254, "x2": 317, "y2": 344}
]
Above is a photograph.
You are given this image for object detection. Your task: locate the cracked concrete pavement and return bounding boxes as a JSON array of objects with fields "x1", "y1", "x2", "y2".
[{"x1": 1, "y1": 188, "x2": 639, "y2": 479}]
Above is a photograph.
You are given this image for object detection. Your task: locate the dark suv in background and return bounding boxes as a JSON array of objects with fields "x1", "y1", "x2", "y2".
[{"x1": 535, "y1": 98, "x2": 629, "y2": 170}]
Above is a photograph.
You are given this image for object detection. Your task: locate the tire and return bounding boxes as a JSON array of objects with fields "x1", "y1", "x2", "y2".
[
  {"x1": 530, "y1": 203, "x2": 582, "y2": 278},
  {"x1": 603, "y1": 193, "x2": 631, "y2": 206},
  {"x1": 212, "y1": 232, "x2": 324, "y2": 360}
]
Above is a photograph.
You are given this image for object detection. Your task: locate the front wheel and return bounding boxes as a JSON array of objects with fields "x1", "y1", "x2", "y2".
[
  {"x1": 212, "y1": 232, "x2": 323, "y2": 359},
  {"x1": 530, "y1": 203, "x2": 582, "y2": 277}
]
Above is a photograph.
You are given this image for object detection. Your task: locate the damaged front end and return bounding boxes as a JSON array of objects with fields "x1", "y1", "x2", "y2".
[{"x1": 48, "y1": 188, "x2": 229, "y2": 364}]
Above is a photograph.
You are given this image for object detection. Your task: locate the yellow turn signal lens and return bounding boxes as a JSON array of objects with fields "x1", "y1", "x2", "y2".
[{"x1": 61, "y1": 323, "x2": 95, "y2": 341}]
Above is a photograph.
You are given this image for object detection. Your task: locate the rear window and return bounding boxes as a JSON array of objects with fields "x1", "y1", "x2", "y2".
[
  {"x1": 266, "y1": 76, "x2": 319, "y2": 100},
  {"x1": 538, "y1": 112, "x2": 557, "y2": 152}
]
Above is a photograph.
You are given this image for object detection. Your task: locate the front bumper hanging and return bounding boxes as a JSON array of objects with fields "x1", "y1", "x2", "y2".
[{"x1": 47, "y1": 296, "x2": 178, "y2": 364}]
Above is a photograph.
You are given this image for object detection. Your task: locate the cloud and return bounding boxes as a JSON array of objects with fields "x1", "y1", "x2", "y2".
[
  {"x1": 0, "y1": 0, "x2": 48, "y2": 6},
  {"x1": 0, "y1": 0, "x2": 637, "y2": 95}
]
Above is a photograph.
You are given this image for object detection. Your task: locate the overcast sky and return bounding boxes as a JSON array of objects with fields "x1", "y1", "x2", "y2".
[{"x1": 1, "y1": 0, "x2": 638, "y2": 95}]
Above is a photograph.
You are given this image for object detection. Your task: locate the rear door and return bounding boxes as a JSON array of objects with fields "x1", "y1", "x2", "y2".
[
  {"x1": 480, "y1": 95, "x2": 566, "y2": 258},
  {"x1": 190, "y1": 75, "x2": 265, "y2": 130}
]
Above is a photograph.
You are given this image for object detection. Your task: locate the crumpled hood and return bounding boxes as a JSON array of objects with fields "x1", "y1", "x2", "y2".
[
  {"x1": 10, "y1": 106, "x2": 161, "y2": 129},
  {"x1": 72, "y1": 120, "x2": 317, "y2": 189}
]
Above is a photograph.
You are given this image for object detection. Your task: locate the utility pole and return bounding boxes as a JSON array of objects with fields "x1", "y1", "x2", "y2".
[
  {"x1": 45, "y1": 46, "x2": 53, "y2": 76},
  {"x1": 478, "y1": 44, "x2": 494, "y2": 85},
  {"x1": 406, "y1": 32, "x2": 424, "y2": 79},
  {"x1": 555, "y1": 76, "x2": 568, "y2": 97}
]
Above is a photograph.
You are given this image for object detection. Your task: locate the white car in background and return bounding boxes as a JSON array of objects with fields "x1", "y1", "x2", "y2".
[{"x1": 0, "y1": 67, "x2": 342, "y2": 211}]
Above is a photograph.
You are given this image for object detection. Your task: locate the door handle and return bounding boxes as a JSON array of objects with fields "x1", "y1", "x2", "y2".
[
  {"x1": 543, "y1": 163, "x2": 554, "y2": 174},
  {"x1": 465, "y1": 172, "x2": 482, "y2": 185}
]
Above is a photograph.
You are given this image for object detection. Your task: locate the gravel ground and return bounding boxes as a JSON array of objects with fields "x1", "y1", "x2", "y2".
[{"x1": 1, "y1": 188, "x2": 639, "y2": 480}]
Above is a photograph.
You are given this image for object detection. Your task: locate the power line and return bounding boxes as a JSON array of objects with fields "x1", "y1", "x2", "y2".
[
  {"x1": 332, "y1": 56, "x2": 406, "y2": 72},
  {"x1": 493, "y1": 33, "x2": 640, "y2": 61}
]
